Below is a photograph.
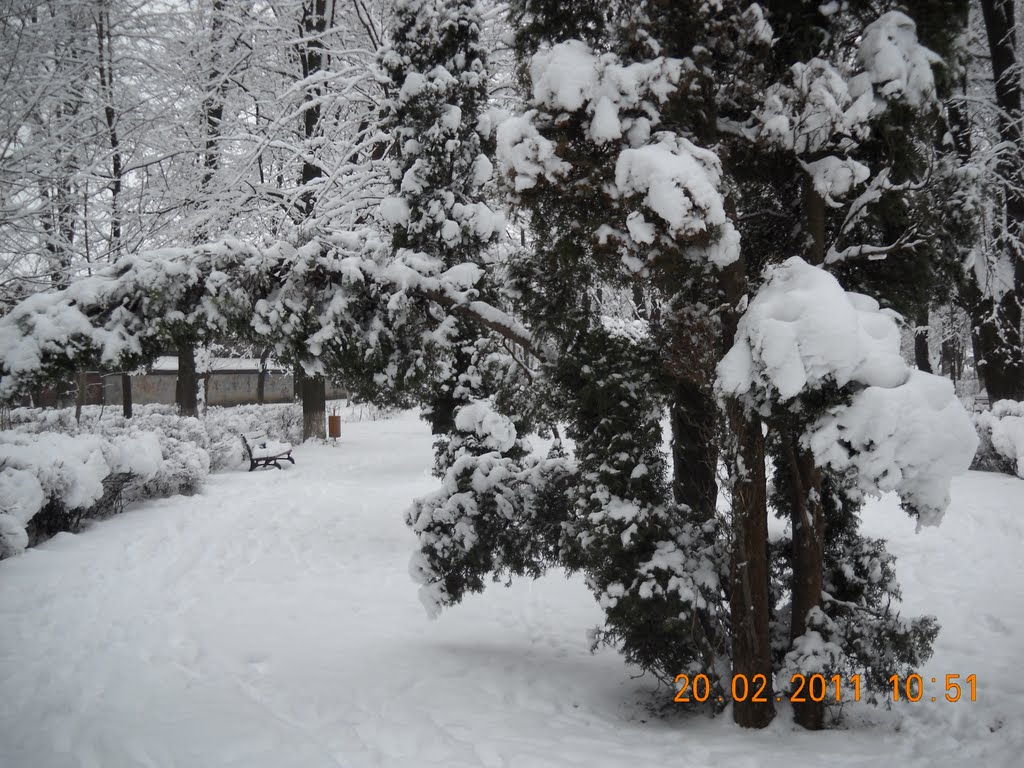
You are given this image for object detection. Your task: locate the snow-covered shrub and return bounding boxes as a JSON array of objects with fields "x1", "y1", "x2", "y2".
[
  {"x1": 5, "y1": 403, "x2": 181, "y2": 431},
  {"x1": 56, "y1": 412, "x2": 213, "y2": 498},
  {"x1": 408, "y1": 438, "x2": 576, "y2": 618},
  {"x1": 0, "y1": 402, "x2": 293, "y2": 556},
  {"x1": 971, "y1": 400, "x2": 1024, "y2": 478},
  {"x1": 6, "y1": 400, "x2": 313, "y2": 474},
  {"x1": 106, "y1": 418, "x2": 211, "y2": 498},
  {"x1": 0, "y1": 430, "x2": 162, "y2": 557}
]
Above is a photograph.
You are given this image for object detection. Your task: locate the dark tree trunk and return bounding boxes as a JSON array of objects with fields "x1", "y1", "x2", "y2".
[
  {"x1": 427, "y1": 387, "x2": 459, "y2": 435},
  {"x1": 725, "y1": 401, "x2": 775, "y2": 728},
  {"x1": 289, "y1": 0, "x2": 333, "y2": 437},
  {"x1": 256, "y1": 348, "x2": 270, "y2": 405},
  {"x1": 176, "y1": 342, "x2": 198, "y2": 417},
  {"x1": 775, "y1": 173, "x2": 830, "y2": 730},
  {"x1": 978, "y1": 0, "x2": 1024, "y2": 401},
  {"x1": 973, "y1": 293, "x2": 1023, "y2": 401},
  {"x1": 294, "y1": 363, "x2": 305, "y2": 402},
  {"x1": 426, "y1": 317, "x2": 475, "y2": 436},
  {"x1": 121, "y1": 373, "x2": 132, "y2": 418},
  {"x1": 302, "y1": 376, "x2": 327, "y2": 441},
  {"x1": 95, "y1": 4, "x2": 122, "y2": 264},
  {"x1": 200, "y1": 370, "x2": 211, "y2": 415},
  {"x1": 939, "y1": 336, "x2": 954, "y2": 381},
  {"x1": 941, "y1": 332, "x2": 963, "y2": 384},
  {"x1": 200, "y1": 0, "x2": 228, "y2": 199},
  {"x1": 720, "y1": 259, "x2": 775, "y2": 729},
  {"x1": 783, "y1": 431, "x2": 826, "y2": 730},
  {"x1": 669, "y1": 380, "x2": 718, "y2": 516},
  {"x1": 804, "y1": 180, "x2": 826, "y2": 266},
  {"x1": 297, "y1": 0, "x2": 332, "y2": 219},
  {"x1": 963, "y1": 275, "x2": 1022, "y2": 401},
  {"x1": 947, "y1": 53, "x2": 997, "y2": 398},
  {"x1": 915, "y1": 309, "x2": 933, "y2": 373}
]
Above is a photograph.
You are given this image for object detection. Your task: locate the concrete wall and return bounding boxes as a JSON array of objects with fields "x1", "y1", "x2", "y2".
[
  {"x1": 206, "y1": 371, "x2": 294, "y2": 406},
  {"x1": 104, "y1": 372, "x2": 346, "y2": 408}
]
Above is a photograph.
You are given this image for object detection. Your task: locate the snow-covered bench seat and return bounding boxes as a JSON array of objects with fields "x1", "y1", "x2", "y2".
[{"x1": 240, "y1": 430, "x2": 295, "y2": 472}]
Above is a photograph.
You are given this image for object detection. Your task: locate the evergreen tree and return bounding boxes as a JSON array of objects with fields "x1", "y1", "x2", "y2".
[
  {"x1": 377, "y1": 0, "x2": 506, "y2": 442},
  {"x1": 406, "y1": 0, "x2": 978, "y2": 731}
]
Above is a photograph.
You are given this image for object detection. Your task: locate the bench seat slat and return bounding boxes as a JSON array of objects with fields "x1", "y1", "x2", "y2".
[{"x1": 251, "y1": 441, "x2": 292, "y2": 459}]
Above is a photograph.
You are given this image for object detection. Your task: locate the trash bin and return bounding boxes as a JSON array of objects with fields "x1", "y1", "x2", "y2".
[{"x1": 328, "y1": 414, "x2": 341, "y2": 439}]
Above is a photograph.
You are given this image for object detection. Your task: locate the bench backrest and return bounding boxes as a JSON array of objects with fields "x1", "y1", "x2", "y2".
[
  {"x1": 242, "y1": 430, "x2": 268, "y2": 444},
  {"x1": 241, "y1": 430, "x2": 268, "y2": 459}
]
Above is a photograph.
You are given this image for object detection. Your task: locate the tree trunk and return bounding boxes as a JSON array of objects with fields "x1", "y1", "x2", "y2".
[
  {"x1": 947, "y1": 58, "x2": 1000, "y2": 398},
  {"x1": 773, "y1": 173, "x2": 829, "y2": 730},
  {"x1": 302, "y1": 375, "x2": 326, "y2": 441},
  {"x1": 964, "y1": 278, "x2": 1022, "y2": 401},
  {"x1": 292, "y1": 1, "x2": 331, "y2": 444},
  {"x1": 669, "y1": 380, "x2": 718, "y2": 516},
  {"x1": 914, "y1": 309, "x2": 933, "y2": 373},
  {"x1": 176, "y1": 342, "x2": 198, "y2": 417},
  {"x1": 783, "y1": 431, "x2": 826, "y2": 730},
  {"x1": 720, "y1": 259, "x2": 775, "y2": 729},
  {"x1": 725, "y1": 401, "x2": 775, "y2": 728},
  {"x1": 293, "y1": 362, "x2": 305, "y2": 402},
  {"x1": 974, "y1": 294, "x2": 1023, "y2": 401},
  {"x1": 121, "y1": 372, "x2": 132, "y2": 418},
  {"x1": 256, "y1": 348, "x2": 270, "y2": 405},
  {"x1": 75, "y1": 369, "x2": 87, "y2": 423},
  {"x1": 297, "y1": 0, "x2": 333, "y2": 219},
  {"x1": 978, "y1": 0, "x2": 1024, "y2": 401},
  {"x1": 804, "y1": 179, "x2": 826, "y2": 266}
]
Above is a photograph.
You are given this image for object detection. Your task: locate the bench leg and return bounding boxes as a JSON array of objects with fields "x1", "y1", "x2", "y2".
[
  {"x1": 249, "y1": 461, "x2": 257, "y2": 472},
  {"x1": 286, "y1": 456, "x2": 295, "y2": 464}
]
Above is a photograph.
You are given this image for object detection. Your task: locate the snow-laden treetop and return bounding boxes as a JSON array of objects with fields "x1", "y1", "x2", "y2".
[
  {"x1": 717, "y1": 257, "x2": 977, "y2": 526},
  {"x1": 717, "y1": 256, "x2": 908, "y2": 401},
  {"x1": 757, "y1": 11, "x2": 940, "y2": 155},
  {"x1": 496, "y1": 38, "x2": 738, "y2": 269}
]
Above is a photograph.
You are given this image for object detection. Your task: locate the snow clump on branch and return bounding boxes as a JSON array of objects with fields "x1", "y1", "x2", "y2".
[
  {"x1": 808, "y1": 370, "x2": 978, "y2": 526},
  {"x1": 756, "y1": 12, "x2": 939, "y2": 154},
  {"x1": 717, "y1": 256, "x2": 908, "y2": 401},
  {"x1": 853, "y1": 12, "x2": 941, "y2": 109},
  {"x1": 717, "y1": 256, "x2": 976, "y2": 524},
  {"x1": 529, "y1": 40, "x2": 681, "y2": 144}
]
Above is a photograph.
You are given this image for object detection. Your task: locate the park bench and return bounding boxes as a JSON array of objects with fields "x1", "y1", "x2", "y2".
[{"x1": 241, "y1": 430, "x2": 295, "y2": 472}]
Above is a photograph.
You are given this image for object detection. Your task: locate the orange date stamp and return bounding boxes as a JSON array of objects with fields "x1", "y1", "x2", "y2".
[{"x1": 674, "y1": 673, "x2": 977, "y2": 704}]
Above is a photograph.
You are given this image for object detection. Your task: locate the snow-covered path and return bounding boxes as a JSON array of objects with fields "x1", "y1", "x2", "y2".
[{"x1": 1, "y1": 412, "x2": 1021, "y2": 767}]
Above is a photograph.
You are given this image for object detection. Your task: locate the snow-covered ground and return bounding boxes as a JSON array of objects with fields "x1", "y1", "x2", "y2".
[{"x1": 1, "y1": 411, "x2": 1020, "y2": 767}]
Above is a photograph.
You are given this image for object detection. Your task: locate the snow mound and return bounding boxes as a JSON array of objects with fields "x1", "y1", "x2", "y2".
[
  {"x1": 717, "y1": 256, "x2": 907, "y2": 402},
  {"x1": 806, "y1": 370, "x2": 979, "y2": 526}
]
